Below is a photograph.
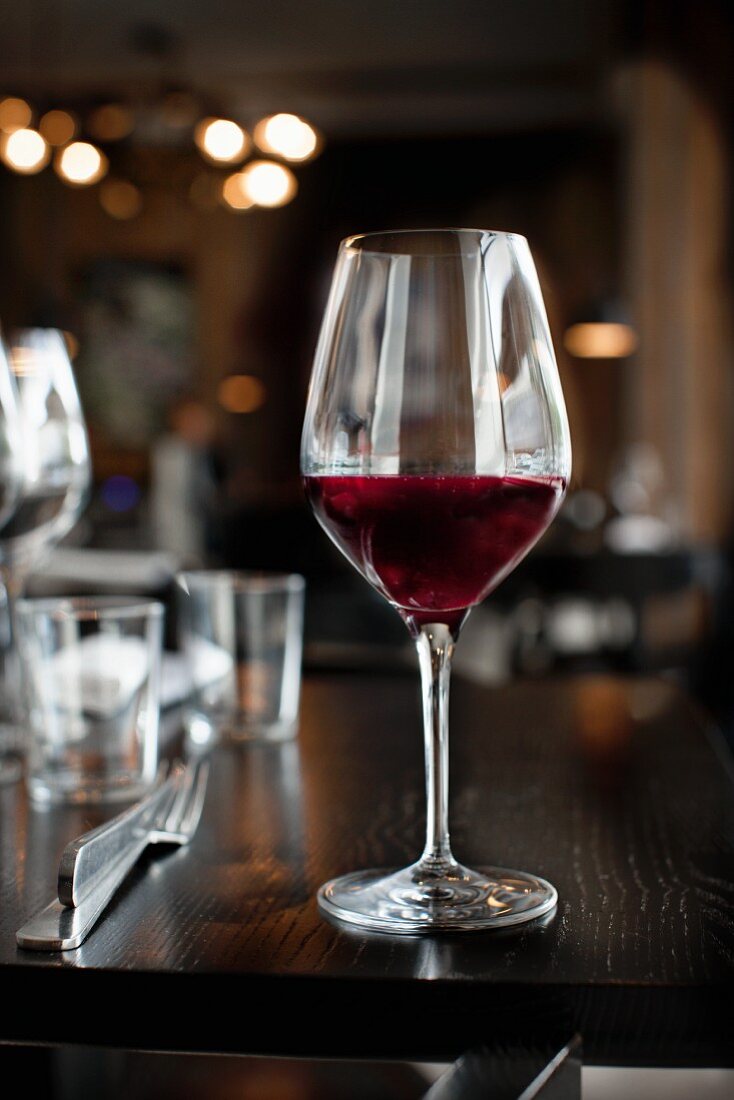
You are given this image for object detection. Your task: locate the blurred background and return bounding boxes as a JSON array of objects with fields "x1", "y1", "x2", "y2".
[{"x1": 1, "y1": 0, "x2": 733, "y2": 732}]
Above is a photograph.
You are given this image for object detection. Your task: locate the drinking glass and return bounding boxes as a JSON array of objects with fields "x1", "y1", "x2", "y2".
[
  {"x1": 302, "y1": 229, "x2": 571, "y2": 933},
  {"x1": 0, "y1": 338, "x2": 24, "y2": 781},
  {"x1": 178, "y1": 570, "x2": 305, "y2": 747},
  {"x1": 0, "y1": 329, "x2": 92, "y2": 758},
  {"x1": 0, "y1": 339, "x2": 22, "y2": 528},
  {"x1": 16, "y1": 597, "x2": 163, "y2": 804}
]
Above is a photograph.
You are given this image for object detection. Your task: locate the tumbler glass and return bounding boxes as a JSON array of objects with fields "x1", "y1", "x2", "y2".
[
  {"x1": 16, "y1": 597, "x2": 163, "y2": 805},
  {"x1": 178, "y1": 571, "x2": 305, "y2": 747}
]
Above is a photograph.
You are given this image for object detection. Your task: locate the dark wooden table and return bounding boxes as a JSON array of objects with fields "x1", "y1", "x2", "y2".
[{"x1": 1, "y1": 674, "x2": 732, "y2": 1066}]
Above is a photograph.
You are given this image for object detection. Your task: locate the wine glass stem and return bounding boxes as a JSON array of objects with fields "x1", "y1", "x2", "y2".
[{"x1": 415, "y1": 623, "x2": 458, "y2": 876}]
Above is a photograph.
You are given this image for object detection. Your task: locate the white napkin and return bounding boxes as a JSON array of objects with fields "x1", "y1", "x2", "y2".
[
  {"x1": 187, "y1": 637, "x2": 234, "y2": 689},
  {"x1": 49, "y1": 634, "x2": 151, "y2": 719},
  {"x1": 160, "y1": 641, "x2": 233, "y2": 708},
  {"x1": 46, "y1": 636, "x2": 233, "y2": 716}
]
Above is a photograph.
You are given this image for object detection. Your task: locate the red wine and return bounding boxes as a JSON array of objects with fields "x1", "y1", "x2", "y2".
[{"x1": 305, "y1": 474, "x2": 565, "y2": 631}]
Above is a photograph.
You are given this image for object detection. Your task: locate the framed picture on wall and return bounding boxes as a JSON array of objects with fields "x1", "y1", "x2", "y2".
[{"x1": 76, "y1": 258, "x2": 195, "y2": 449}]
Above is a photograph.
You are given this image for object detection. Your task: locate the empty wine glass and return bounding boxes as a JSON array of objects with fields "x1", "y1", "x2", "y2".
[
  {"x1": 302, "y1": 229, "x2": 571, "y2": 933},
  {"x1": 2, "y1": 329, "x2": 91, "y2": 576},
  {"x1": 0, "y1": 328, "x2": 92, "y2": 765},
  {"x1": 0, "y1": 336, "x2": 24, "y2": 781},
  {"x1": 0, "y1": 338, "x2": 22, "y2": 530}
]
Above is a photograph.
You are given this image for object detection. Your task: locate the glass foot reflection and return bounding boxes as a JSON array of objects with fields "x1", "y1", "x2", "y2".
[{"x1": 318, "y1": 862, "x2": 557, "y2": 934}]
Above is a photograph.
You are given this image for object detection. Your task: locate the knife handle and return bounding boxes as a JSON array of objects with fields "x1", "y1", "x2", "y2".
[
  {"x1": 18, "y1": 836, "x2": 152, "y2": 951},
  {"x1": 58, "y1": 762, "x2": 183, "y2": 907}
]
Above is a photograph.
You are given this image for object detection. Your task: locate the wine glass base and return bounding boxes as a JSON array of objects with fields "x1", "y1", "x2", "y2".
[{"x1": 317, "y1": 863, "x2": 557, "y2": 934}]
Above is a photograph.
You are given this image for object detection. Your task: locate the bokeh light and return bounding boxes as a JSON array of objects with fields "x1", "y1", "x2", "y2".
[
  {"x1": 563, "y1": 322, "x2": 638, "y2": 359},
  {"x1": 39, "y1": 109, "x2": 76, "y2": 146},
  {"x1": 239, "y1": 160, "x2": 297, "y2": 207},
  {"x1": 217, "y1": 374, "x2": 267, "y2": 413},
  {"x1": 99, "y1": 179, "x2": 143, "y2": 220},
  {"x1": 55, "y1": 141, "x2": 108, "y2": 186},
  {"x1": 221, "y1": 171, "x2": 256, "y2": 211},
  {"x1": 253, "y1": 113, "x2": 319, "y2": 161},
  {"x1": 0, "y1": 97, "x2": 32, "y2": 133},
  {"x1": 101, "y1": 475, "x2": 141, "y2": 513},
  {"x1": 194, "y1": 118, "x2": 248, "y2": 164},
  {"x1": 0, "y1": 129, "x2": 50, "y2": 174}
]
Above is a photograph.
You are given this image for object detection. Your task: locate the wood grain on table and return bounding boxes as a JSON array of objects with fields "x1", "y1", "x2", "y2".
[{"x1": 1, "y1": 675, "x2": 732, "y2": 1065}]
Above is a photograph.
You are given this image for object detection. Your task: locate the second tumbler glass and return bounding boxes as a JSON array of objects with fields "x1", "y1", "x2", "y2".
[{"x1": 178, "y1": 571, "x2": 305, "y2": 747}]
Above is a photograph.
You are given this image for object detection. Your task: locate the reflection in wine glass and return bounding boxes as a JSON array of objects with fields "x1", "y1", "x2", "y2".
[
  {"x1": 302, "y1": 229, "x2": 571, "y2": 933},
  {"x1": 0, "y1": 329, "x2": 92, "y2": 777}
]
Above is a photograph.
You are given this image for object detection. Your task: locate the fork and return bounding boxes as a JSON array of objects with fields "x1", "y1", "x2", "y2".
[
  {"x1": 59, "y1": 759, "x2": 192, "y2": 906},
  {"x1": 16, "y1": 758, "x2": 209, "y2": 952}
]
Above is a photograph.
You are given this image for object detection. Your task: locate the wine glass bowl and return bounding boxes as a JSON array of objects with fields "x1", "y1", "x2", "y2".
[
  {"x1": 306, "y1": 473, "x2": 565, "y2": 638},
  {"x1": 0, "y1": 328, "x2": 92, "y2": 777},
  {"x1": 0, "y1": 337, "x2": 24, "y2": 782},
  {"x1": 302, "y1": 229, "x2": 571, "y2": 932},
  {"x1": 0, "y1": 340, "x2": 23, "y2": 532},
  {"x1": 3, "y1": 329, "x2": 91, "y2": 575}
]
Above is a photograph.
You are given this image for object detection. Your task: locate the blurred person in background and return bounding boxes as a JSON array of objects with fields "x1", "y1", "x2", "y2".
[{"x1": 150, "y1": 397, "x2": 218, "y2": 563}]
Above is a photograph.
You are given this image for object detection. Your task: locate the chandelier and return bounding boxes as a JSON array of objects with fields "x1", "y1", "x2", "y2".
[{"x1": 0, "y1": 93, "x2": 322, "y2": 218}]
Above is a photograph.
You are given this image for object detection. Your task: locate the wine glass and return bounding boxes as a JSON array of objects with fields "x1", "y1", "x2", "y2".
[
  {"x1": 0, "y1": 328, "x2": 92, "y2": 763},
  {"x1": 0, "y1": 338, "x2": 23, "y2": 530},
  {"x1": 301, "y1": 229, "x2": 571, "y2": 933},
  {"x1": 2, "y1": 329, "x2": 91, "y2": 576},
  {"x1": 0, "y1": 336, "x2": 24, "y2": 781}
]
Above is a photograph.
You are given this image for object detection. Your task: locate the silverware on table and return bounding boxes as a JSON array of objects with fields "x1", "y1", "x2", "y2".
[{"x1": 16, "y1": 757, "x2": 209, "y2": 952}]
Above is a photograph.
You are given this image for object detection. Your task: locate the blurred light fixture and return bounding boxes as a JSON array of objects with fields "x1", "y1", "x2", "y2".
[
  {"x1": 0, "y1": 128, "x2": 50, "y2": 174},
  {"x1": 221, "y1": 171, "x2": 255, "y2": 211},
  {"x1": 99, "y1": 178, "x2": 143, "y2": 219},
  {"x1": 217, "y1": 374, "x2": 266, "y2": 413},
  {"x1": 87, "y1": 103, "x2": 134, "y2": 142},
  {"x1": 39, "y1": 109, "x2": 76, "y2": 146},
  {"x1": 55, "y1": 141, "x2": 108, "y2": 186},
  {"x1": 253, "y1": 113, "x2": 319, "y2": 162},
  {"x1": 0, "y1": 97, "x2": 32, "y2": 133},
  {"x1": 194, "y1": 117, "x2": 248, "y2": 164},
  {"x1": 239, "y1": 160, "x2": 297, "y2": 207},
  {"x1": 563, "y1": 322, "x2": 638, "y2": 359}
]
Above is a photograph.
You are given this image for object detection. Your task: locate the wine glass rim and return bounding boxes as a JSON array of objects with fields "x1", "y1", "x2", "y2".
[{"x1": 342, "y1": 227, "x2": 527, "y2": 256}]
